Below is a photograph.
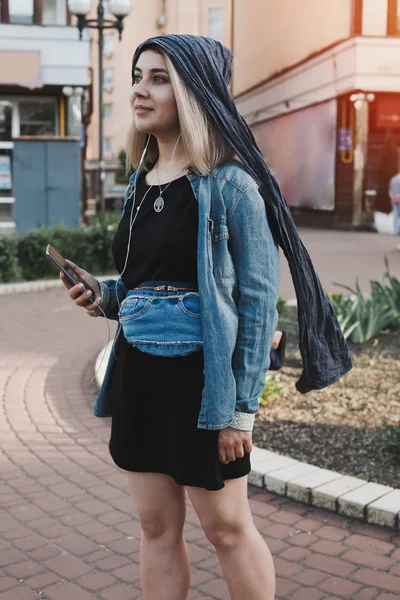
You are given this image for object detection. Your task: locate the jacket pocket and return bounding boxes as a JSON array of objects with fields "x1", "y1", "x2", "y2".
[{"x1": 207, "y1": 219, "x2": 235, "y2": 278}]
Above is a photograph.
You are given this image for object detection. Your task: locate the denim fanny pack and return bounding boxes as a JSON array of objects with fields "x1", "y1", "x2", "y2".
[{"x1": 118, "y1": 281, "x2": 203, "y2": 357}]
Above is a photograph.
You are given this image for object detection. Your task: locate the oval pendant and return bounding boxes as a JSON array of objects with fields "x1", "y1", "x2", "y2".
[{"x1": 154, "y1": 196, "x2": 164, "y2": 213}]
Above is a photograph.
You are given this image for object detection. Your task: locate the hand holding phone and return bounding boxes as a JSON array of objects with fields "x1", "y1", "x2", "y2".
[{"x1": 46, "y1": 244, "x2": 100, "y2": 308}]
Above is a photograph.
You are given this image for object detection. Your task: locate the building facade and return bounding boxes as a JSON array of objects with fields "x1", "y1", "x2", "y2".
[
  {"x1": 0, "y1": 0, "x2": 91, "y2": 232},
  {"x1": 233, "y1": 0, "x2": 400, "y2": 228}
]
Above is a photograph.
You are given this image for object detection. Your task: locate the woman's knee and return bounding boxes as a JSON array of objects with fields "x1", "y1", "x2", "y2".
[
  {"x1": 138, "y1": 509, "x2": 185, "y2": 543},
  {"x1": 125, "y1": 472, "x2": 186, "y2": 543},
  {"x1": 202, "y1": 517, "x2": 250, "y2": 550}
]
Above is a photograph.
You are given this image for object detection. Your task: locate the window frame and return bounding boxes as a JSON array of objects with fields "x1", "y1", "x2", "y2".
[
  {"x1": 1, "y1": 96, "x2": 59, "y2": 137},
  {"x1": 103, "y1": 137, "x2": 115, "y2": 157},
  {"x1": 0, "y1": 0, "x2": 68, "y2": 26},
  {"x1": 104, "y1": 103, "x2": 113, "y2": 121},
  {"x1": 208, "y1": 6, "x2": 223, "y2": 40}
]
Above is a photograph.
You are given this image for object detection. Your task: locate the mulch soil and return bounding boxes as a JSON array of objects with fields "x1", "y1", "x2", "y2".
[{"x1": 253, "y1": 307, "x2": 400, "y2": 488}]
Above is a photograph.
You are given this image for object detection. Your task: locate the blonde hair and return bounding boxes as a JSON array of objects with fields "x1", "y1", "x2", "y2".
[{"x1": 126, "y1": 49, "x2": 234, "y2": 175}]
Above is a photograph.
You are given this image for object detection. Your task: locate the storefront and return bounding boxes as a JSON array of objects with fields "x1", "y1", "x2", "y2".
[
  {"x1": 236, "y1": 35, "x2": 400, "y2": 229},
  {"x1": 0, "y1": 16, "x2": 90, "y2": 233}
]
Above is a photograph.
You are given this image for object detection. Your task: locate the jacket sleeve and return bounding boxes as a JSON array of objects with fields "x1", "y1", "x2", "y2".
[
  {"x1": 87, "y1": 278, "x2": 126, "y2": 321},
  {"x1": 227, "y1": 182, "x2": 281, "y2": 431}
]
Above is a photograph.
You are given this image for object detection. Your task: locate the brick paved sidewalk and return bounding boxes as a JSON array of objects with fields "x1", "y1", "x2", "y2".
[{"x1": 1, "y1": 288, "x2": 399, "y2": 600}]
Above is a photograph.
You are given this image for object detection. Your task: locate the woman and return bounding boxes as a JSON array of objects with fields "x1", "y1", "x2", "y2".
[{"x1": 62, "y1": 35, "x2": 351, "y2": 600}]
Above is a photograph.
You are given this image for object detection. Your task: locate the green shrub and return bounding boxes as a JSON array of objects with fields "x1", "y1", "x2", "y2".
[
  {"x1": 331, "y1": 262, "x2": 400, "y2": 343},
  {"x1": 0, "y1": 220, "x2": 117, "y2": 283},
  {"x1": 0, "y1": 235, "x2": 21, "y2": 282},
  {"x1": 276, "y1": 297, "x2": 287, "y2": 316},
  {"x1": 383, "y1": 257, "x2": 400, "y2": 317},
  {"x1": 259, "y1": 375, "x2": 283, "y2": 406}
]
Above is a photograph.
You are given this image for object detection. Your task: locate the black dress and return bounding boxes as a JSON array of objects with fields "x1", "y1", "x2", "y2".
[{"x1": 108, "y1": 172, "x2": 250, "y2": 490}]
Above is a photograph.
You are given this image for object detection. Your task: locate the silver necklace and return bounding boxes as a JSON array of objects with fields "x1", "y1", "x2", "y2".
[{"x1": 153, "y1": 163, "x2": 186, "y2": 213}]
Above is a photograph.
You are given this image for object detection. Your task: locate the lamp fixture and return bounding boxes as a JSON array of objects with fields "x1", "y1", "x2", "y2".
[
  {"x1": 68, "y1": 0, "x2": 132, "y2": 212},
  {"x1": 68, "y1": 0, "x2": 91, "y2": 16}
]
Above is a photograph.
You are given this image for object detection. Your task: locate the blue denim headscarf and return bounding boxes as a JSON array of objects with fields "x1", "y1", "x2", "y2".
[{"x1": 132, "y1": 34, "x2": 352, "y2": 393}]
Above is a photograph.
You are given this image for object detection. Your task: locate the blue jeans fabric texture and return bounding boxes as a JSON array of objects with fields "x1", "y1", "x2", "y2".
[{"x1": 119, "y1": 281, "x2": 203, "y2": 357}]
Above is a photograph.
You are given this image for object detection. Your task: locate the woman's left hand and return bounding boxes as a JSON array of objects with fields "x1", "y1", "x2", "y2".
[{"x1": 218, "y1": 427, "x2": 252, "y2": 464}]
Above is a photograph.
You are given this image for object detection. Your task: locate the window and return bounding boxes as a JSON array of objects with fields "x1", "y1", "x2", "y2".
[
  {"x1": 9, "y1": 0, "x2": 34, "y2": 24},
  {"x1": 0, "y1": 102, "x2": 12, "y2": 142},
  {"x1": 103, "y1": 35, "x2": 115, "y2": 58},
  {"x1": 208, "y1": 7, "x2": 223, "y2": 40},
  {"x1": 42, "y1": 0, "x2": 67, "y2": 25},
  {"x1": 104, "y1": 104, "x2": 113, "y2": 120},
  {"x1": 1, "y1": 0, "x2": 67, "y2": 25},
  {"x1": 103, "y1": 68, "x2": 114, "y2": 93},
  {"x1": 19, "y1": 99, "x2": 57, "y2": 136},
  {"x1": 103, "y1": 137, "x2": 114, "y2": 156}
]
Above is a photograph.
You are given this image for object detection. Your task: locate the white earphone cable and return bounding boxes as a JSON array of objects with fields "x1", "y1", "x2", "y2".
[{"x1": 92, "y1": 133, "x2": 185, "y2": 381}]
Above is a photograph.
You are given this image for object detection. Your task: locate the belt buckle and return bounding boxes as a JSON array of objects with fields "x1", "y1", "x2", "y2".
[
  {"x1": 153, "y1": 285, "x2": 167, "y2": 291},
  {"x1": 167, "y1": 285, "x2": 179, "y2": 291}
]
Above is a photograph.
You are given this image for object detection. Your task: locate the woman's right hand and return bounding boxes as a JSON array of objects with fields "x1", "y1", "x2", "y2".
[{"x1": 60, "y1": 259, "x2": 101, "y2": 311}]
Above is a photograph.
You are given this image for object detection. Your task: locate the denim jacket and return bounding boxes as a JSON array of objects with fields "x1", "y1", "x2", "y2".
[{"x1": 92, "y1": 160, "x2": 281, "y2": 431}]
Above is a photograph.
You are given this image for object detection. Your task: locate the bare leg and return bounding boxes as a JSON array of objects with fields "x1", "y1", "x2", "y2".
[
  {"x1": 125, "y1": 471, "x2": 190, "y2": 600},
  {"x1": 187, "y1": 475, "x2": 275, "y2": 600}
]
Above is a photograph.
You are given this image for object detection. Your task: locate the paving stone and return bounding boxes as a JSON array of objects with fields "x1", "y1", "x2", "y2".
[
  {"x1": 75, "y1": 571, "x2": 116, "y2": 591},
  {"x1": 344, "y1": 534, "x2": 394, "y2": 555},
  {"x1": 287, "y1": 468, "x2": 343, "y2": 504},
  {"x1": 265, "y1": 462, "x2": 320, "y2": 495},
  {"x1": 0, "y1": 587, "x2": 38, "y2": 599},
  {"x1": 248, "y1": 455, "x2": 298, "y2": 487},
  {"x1": 6, "y1": 560, "x2": 43, "y2": 579},
  {"x1": 318, "y1": 576, "x2": 362, "y2": 597},
  {"x1": 44, "y1": 554, "x2": 91, "y2": 579},
  {"x1": 339, "y1": 483, "x2": 394, "y2": 519},
  {"x1": 0, "y1": 577, "x2": 19, "y2": 593},
  {"x1": 198, "y1": 577, "x2": 233, "y2": 599},
  {"x1": 351, "y1": 569, "x2": 400, "y2": 594},
  {"x1": 308, "y1": 540, "x2": 346, "y2": 556},
  {"x1": 302, "y1": 553, "x2": 358, "y2": 577},
  {"x1": 367, "y1": 490, "x2": 400, "y2": 528},
  {"x1": 340, "y1": 549, "x2": 394, "y2": 571},
  {"x1": 354, "y1": 589, "x2": 380, "y2": 599},
  {"x1": 292, "y1": 568, "x2": 328, "y2": 586},
  {"x1": 312, "y1": 476, "x2": 368, "y2": 512},
  {"x1": 42, "y1": 581, "x2": 95, "y2": 600},
  {"x1": 99, "y1": 584, "x2": 142, "y2": 599},
  {"x1": 275, "y1": 576, "x2": 301, "y2": 598}
]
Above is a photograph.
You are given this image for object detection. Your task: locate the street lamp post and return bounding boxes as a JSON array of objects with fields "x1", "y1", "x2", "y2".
[
  {"x1": 68, "y1": 0, "x2": 132, "y2": 212},
  {"x1": 349, "y1": 92, "x2": 375, "y2": 227}
]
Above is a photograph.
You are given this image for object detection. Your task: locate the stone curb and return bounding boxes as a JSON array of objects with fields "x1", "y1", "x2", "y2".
[
  {"x1": 94, "y1": 343, "x2": 400, "y2": 530},
  {"x1": 0, "y1": 275, "x2": 117, "y2": 296}
]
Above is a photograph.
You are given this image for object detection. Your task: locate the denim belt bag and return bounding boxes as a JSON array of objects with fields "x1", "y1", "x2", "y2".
[{"x1": 118, "y1": 281, "x2": 203, "y2": 357}]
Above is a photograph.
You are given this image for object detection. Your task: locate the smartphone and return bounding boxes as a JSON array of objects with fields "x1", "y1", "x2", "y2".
[{"x1": 45, "y1": 244, "x2": 97, "y2": 303}]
